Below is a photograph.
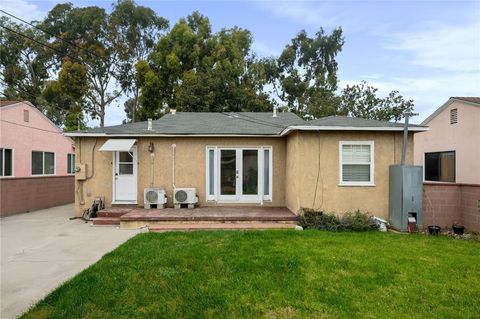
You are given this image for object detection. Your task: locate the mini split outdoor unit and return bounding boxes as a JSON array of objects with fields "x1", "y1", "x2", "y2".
[
  {"x1": 144, "y1": 188, "x2": 167, "y2": 209},
  {"x1": 174, "y1": 188, "x2": 198, "y2": 209}
]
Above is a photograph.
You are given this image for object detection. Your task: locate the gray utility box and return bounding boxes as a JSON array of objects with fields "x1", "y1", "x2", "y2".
[{"x1": 389, "y1": 165, "x2": 423, "y2": 231}]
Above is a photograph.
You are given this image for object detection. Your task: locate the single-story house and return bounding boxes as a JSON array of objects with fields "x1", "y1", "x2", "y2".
[
  {"x1": 65, "y1": 111, "x2": 427, "y2": 218},
  {"x1": 0, "y1": 100, "x2": 75, "y2": 216}
]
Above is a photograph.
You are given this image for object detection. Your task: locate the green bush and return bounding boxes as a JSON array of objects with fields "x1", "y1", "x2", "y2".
[{"x1": 299, "y1": 208, "x2": 379, "y2": 232}]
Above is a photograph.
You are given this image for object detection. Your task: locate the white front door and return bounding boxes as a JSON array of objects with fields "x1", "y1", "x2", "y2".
[
  {"x1": 218, "y1": 148, "x2": 261, "y2": 202},
  {"x1": 113, "y1": 146, "x2": 137, "y2": 203}
]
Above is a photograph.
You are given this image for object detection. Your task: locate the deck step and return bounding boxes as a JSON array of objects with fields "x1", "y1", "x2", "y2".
[
  {"x1": 93, "y1": 217, "x2": 121, "y2": 226},
  {"x1": 97, "y1": 210, "x2": 130, "y2": 218},
  {"x1": 148, "y1": 222, "x2": 297, "y2": 232}
]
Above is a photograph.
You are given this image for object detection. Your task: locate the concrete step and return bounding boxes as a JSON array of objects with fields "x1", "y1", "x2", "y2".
[
  {"x1": 93, "y1": 217, "x2": 121, "y2": 226},
  {"x1": 148, "y1": 222, "x2": 298, "y2": 232}
]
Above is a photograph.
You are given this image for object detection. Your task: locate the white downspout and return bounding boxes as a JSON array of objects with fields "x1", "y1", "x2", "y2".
[{"x1": 172, "y1": 144, "x2": 176, "y2": 189}]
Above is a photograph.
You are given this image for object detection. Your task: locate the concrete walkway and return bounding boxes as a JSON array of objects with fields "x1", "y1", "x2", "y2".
[{"x1": 0, "y1": 204, "x2": 140, "y2": 319}]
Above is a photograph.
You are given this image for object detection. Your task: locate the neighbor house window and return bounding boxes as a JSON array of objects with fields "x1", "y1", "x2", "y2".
[
  {"x1": 67, "y1": 154, "x2": 75, "y2": 174},
  {"x1": 425, "y1": 151, "x2": 455, "y2": 182},
  {"x1": 450, "y1": 108, "x2": 458, "y2": 124},
  {"x1": 0, "y1": 148, "x2": 13, "y2": 177},
  {"x1": 32, "y1": 151, "x2": 55, "y2": 175},
  {"x1": 339, "y1": 141, "x2": 374, "y2": 186},
  {"x1": 24, "y1": 109, "x2": 29, "y2": 122}
]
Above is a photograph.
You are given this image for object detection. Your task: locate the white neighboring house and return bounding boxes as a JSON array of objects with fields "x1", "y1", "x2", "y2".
[{"x1": 414, "y1": 97, "x2": 480, "y2": 184}]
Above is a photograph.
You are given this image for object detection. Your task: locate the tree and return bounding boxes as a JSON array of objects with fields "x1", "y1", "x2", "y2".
[
  {"x1": 40, "y1": 4, "x2": 122, "y2": 127},
  {"x1": 42, "y1": 60, "x2": 88, "y2": 130},
  {"x1": 0, "y1": 17, "x2": 53, "y2": 112},
  {"x1": 137, "y1": 12, "x2": 273, "y2": 119},
  {"x1": 265, "y1": 28, "x2": 345, "y2": 118},
  {"x1": 339, "y1": 81, "x2": 414, "y2": 122},
  {"x1": 110, "y1": 0, "x2": 168, "y2": 122}
]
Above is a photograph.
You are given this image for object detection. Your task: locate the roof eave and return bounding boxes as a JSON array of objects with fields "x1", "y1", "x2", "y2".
[
  {"x1": 280, "y1": 125, "x2": 429, "y2": 136},
  {"x1": 64, "y1": 132, "x2": 283, "y2": 137}
]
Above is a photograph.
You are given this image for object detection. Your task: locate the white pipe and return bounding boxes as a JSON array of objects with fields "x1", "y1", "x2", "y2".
[{"x1": 172, "y1": 144, "x2": 176, "y2": 189}]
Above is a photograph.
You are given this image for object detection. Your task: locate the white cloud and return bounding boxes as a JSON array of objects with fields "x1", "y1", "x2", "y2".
[
  {"x1": 341, "y1": 71, "x2": 480, "y2": 124},
  {"x1": 251, "y1": 41, "x2": 280, "y2": 57},
  {"x1": 384, "y1": 19, "x2": 480, "y2": 72},
  {"x1": 0, "y1": 0, "x2": 46, "y2": 22},
  {"x1": 255, "y1": 1, "x2": 343, "y2": 29}
]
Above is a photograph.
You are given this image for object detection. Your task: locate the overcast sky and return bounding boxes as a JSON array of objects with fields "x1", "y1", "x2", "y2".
[{"x1": 1, "y1": 0, "x2": 479, "y2": 125}]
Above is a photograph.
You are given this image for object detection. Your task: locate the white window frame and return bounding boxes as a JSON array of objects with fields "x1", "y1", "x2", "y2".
[
  {"x1": 205, "y1": 146, "x2": 273, "y2": 202},
  {"x1": 31, "y1": 151, "x2": 56, "y2": 176},
  {"x1": 67, "y1": 153, "x2": 76, "y2": 175},
  {"x1": 339, "y1": 141, "x2": 375, "y2": 187},
  {"x1": 0, "y1": 148, "x2": 14, "y2": 177}
]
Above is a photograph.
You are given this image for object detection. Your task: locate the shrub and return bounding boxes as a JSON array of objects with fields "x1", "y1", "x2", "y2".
[
  {"x1": 338, "y1": 210, "x2": 379, "y2": 232},
  {"x1": 298, "y1": 208, "x2": 379, "y2": 232}
]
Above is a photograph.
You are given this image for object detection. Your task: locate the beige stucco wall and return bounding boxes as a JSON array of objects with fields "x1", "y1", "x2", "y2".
[
  {"x1": 74, "y1": 136, "x2": 286, "y2": 216},
  {"x1": 414, "y1": 100, "x2": 480, "y2": 184},
  {"x1": 285, "y1": 131, "x2": 414, "y2": 218}
]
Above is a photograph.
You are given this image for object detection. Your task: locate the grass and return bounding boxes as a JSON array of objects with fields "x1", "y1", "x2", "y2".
[{"x1": 22, "y1": 231, "x2": 480, "y2": 319}]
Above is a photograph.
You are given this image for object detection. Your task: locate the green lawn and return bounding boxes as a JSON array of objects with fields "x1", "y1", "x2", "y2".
[{"x1": 22, "y1": 231, "x2": 480, "y2": 319}]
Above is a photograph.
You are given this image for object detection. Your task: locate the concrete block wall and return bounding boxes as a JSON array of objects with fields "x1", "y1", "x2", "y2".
[
  {"x1": 423, "y1": 182, "x2": 480, "y2": 232},
  {"x1": 0, "y1": 176, "x2": 74, "y2": 217}
]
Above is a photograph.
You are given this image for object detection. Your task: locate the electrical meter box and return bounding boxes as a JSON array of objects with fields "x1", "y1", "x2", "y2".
[
  {"x1": 75, "y1": 164, "x2": 87, "y2": 180},
  {"x1": 389, "y1": 165, "x2": 423, "y2": 231}
]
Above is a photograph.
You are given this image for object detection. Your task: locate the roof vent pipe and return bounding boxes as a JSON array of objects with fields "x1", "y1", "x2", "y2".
[
  {"x1": 273, "y1": 106, "x2": 278, "y2": 118},
  {"x1": 147, "y1": 118, "x2": 153, "y2": 131},
  {"x1": 400, "y1": 113, "x2": 410, "y2": 166},
  {"x1": 170, "y1": 109, "x2": 176, "y2": 115}
]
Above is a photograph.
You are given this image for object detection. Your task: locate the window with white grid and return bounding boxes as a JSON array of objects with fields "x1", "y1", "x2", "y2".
[{"x1": 339, "y1": 141, "x2": 374, "y2": 186}]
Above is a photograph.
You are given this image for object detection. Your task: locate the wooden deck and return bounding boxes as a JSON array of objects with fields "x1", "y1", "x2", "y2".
[{"x1": 94, "y1": 206, "x2": 299, "y2": 230}]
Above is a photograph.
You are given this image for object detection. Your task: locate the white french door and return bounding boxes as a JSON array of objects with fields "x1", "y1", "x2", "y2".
[
  {"x1": 113, "y1": 146, "x2": 137, "y2": 203},
  {"x1": 207, "y1": 147, "x2": 272, "y2": 203}
]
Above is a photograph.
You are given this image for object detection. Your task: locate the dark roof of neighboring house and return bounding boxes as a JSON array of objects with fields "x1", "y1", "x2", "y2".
[
  {"x1": 67, "y1": 111, "x2": 427, "y2": 137},
  {"x1": 452, "y1": 97, "x2": 480, "y2": 105},
  {"x1": 421, "y1": 96, "x2": 480, "y2": 125},
  {"x1": 0, "y1": 100, "x2": 21, "y2": 107},
  {"x1": 76, "y1": 112, "x2": 305, "y2": 136},
  {"x1": 307, "y1": 116, "x2": 425, "y2": 128}
]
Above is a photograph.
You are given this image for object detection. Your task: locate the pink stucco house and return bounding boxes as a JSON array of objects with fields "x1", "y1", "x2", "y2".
[
  {"x1": 414, "y1": 97, "x2": 480, "y2": 184},
  {"x1": 0, "y1": 100, "x2": 75, "y2": 216},
  {"x1": 414, "y1": 97, "x2": 480, "y2": 232}
]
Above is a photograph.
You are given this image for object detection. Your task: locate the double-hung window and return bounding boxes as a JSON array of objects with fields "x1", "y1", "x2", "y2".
[
  {"x1": 339, "y1": 141, "x2": 374, "y2": 186},
  {"x1": 0, "y1": 148, "x2": 13, "y2": 177},
  {"x1": 67, "y1": 154, "x2": 76, "y2": 174},
  {"x1": 32, "y1": 151, "x2": 55, "y2": 175}
]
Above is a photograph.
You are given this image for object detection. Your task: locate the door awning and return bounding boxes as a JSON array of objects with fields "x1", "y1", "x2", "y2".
[{"x1": 99, "y1": 139, "x2": 136, "y2": 152}]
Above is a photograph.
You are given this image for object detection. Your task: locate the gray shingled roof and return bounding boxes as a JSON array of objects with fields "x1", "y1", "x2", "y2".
[
  {"x1": 307, "y1": 116, "x2": 425, "y2": 128},
  {"x1": 68, "y1": 112, "x2": 427, "y2": 136},
  {"x1": 78, "y1": 112, "x2": 305, "y2": 136},
  {"x1": 452, "y1": 97, "x2": 480, "y2": 105}
]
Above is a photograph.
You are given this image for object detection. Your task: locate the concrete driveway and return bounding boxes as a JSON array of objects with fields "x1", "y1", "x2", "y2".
[{"x1": 1, "y1": 204, "x2": 140, "y2": 319}]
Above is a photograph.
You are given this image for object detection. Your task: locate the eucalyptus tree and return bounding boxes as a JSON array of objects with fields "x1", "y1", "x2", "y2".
[
  {"x1": 110, "y1": 0, "x2": 168, "y2": 122},
  {"x1": 0, "y1": 16, "x2": 53, "y2": 111},
  {"x1": 137, "y1": 11, "x2": 273, "y2": 120},
  {"x1": 40, "y1": 3, "x2": 122, "y2": 127},
  {"x1": 264, "y1": 28, "x2": 345, "y2": 118}
]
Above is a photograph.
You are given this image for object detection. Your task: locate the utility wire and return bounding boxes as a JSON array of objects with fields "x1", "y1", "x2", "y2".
[
  {"x1": 0, "y1": 119, "x2": 63, "y2": 134},
  {"x1": 0, "y1": 24, "x2": 82, "y2": 63},
  {"x1": 0, "y1": 78, "x2": 79, "y2": 115},
  {"x1": 0, "y1": 9, "x2": 104, "y2": 60}
]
